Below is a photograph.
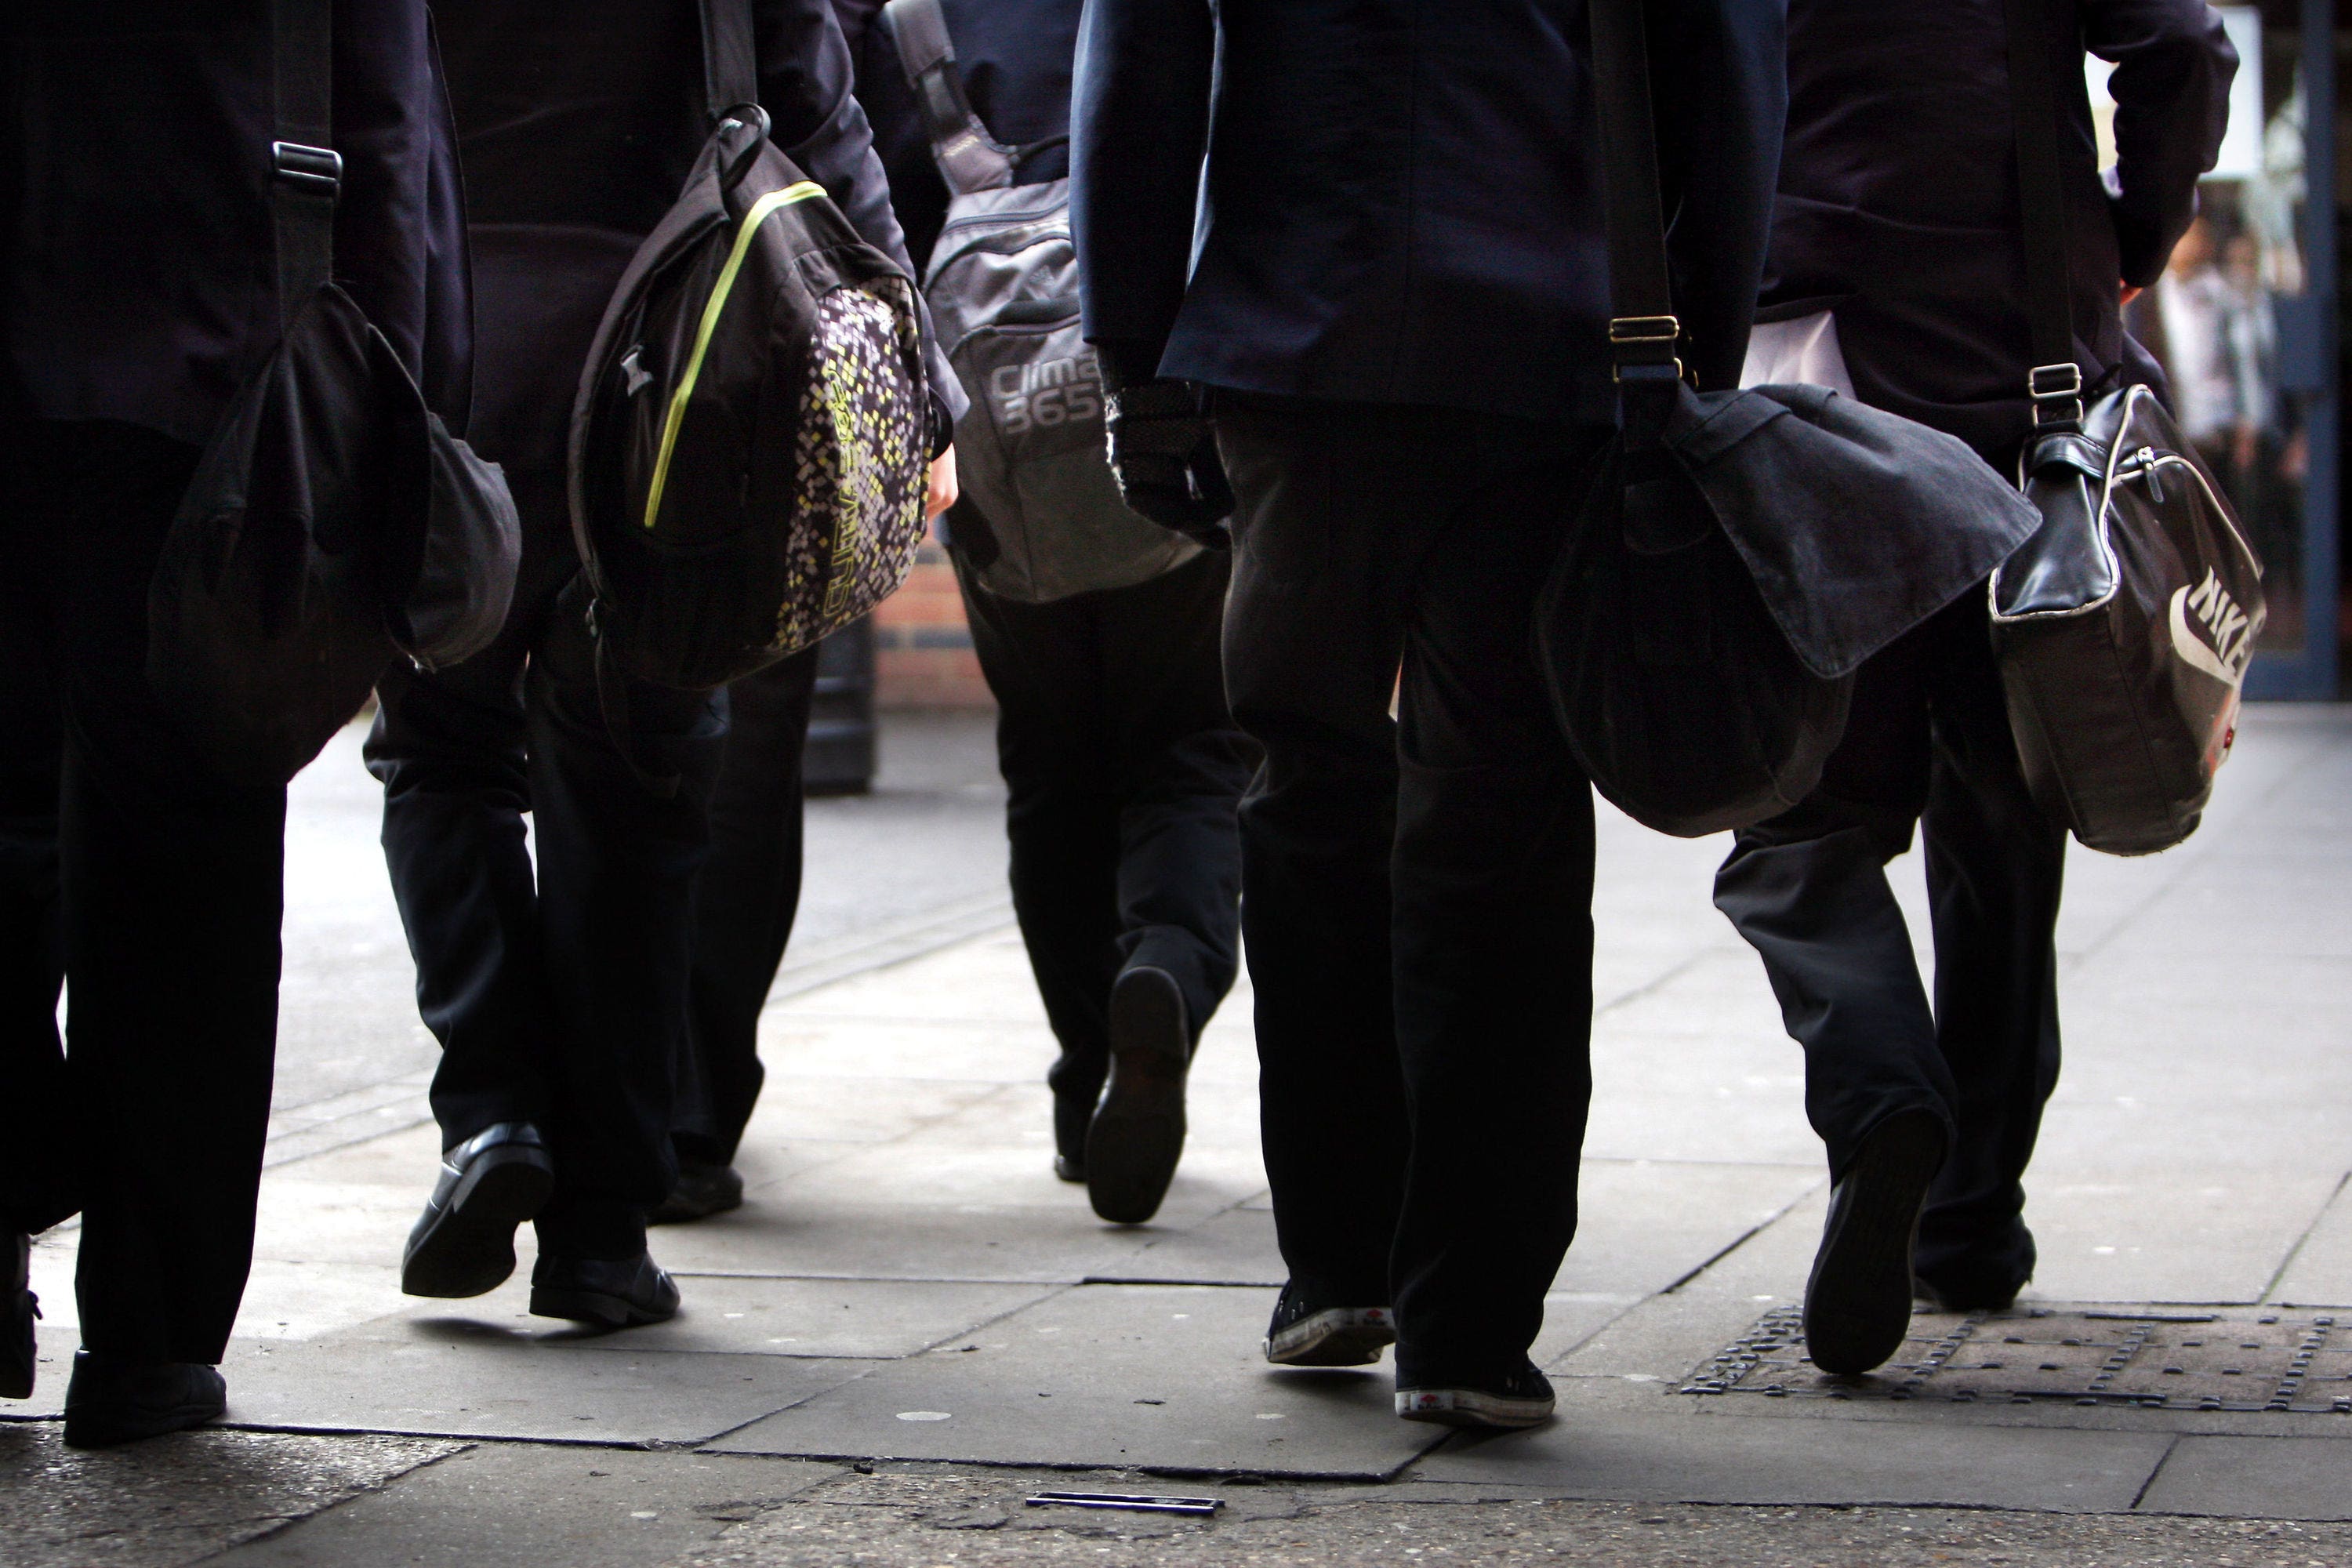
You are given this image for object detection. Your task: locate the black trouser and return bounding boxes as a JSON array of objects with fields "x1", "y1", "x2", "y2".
[
  {"x1": 365, "y1": 466, "x2": 724, "y2": 1260},
  {"x1": 953, "y1": 546, "x2": 1249, "y2": 1117},
  {"x1": 671, "y1": 645, "x2": 821, "y2": 1167},
  {"x1": 0, "y1": 420, "x2": 285, "y2": 1365},
  {"x1": 1712, "y1": 591, "x2": 2063, "y2": 1301},
  {"x1": 1214, "y1": 395, "x2": 1606, "y2": 1386}
]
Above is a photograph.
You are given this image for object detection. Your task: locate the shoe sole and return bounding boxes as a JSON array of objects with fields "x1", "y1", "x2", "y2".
[
  {"x1": 401, "y1": 1148, "x2": 555, "y2": 1299},
  {"x1": 528, "y1": 1285, "x2": 678, "y2": 1329},
  {"x1": 1086, "y1": 969, "x2": 1189, "y2": 1225},
  {"x1": 1805, "y1": 1110, "x2": 1948, "y2": 1376},
  {"x1": 648, "y1": 1176, "x2": 746, "y2": 1227},
  {"x1": 1265, "y1": 1308, "x2": 1396, "y2": 1367},
  {"x1": 1395, "y1": 1388, "x2": 1555, "y2": 1429}
]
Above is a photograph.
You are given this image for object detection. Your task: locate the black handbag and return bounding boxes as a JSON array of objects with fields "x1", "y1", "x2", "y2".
[
  {"x1": 568, "y1": 0, "x2": 933, "y2": 694},
  {"x1": 1539, "y1": 0, "x2": 2044, "y2": 837},
  {"x1": 148, "y1": 0, "x2": 520, "y2": 789},
  {"x1": 1987, "y1": 0, "x2": 2265, "y2": 856}
]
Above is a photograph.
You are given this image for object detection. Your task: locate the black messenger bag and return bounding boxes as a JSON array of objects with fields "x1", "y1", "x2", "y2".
[
  {"x1": 881, "y1": 0, "x2": 1195, "y2": 602},
  {"x1": 569, "y1": 0, "x2": 933, "y2": 691},
  {"x1": 149, "y1": 0, "x2": 521, "y2": 789},
  {"x1": 1986, "y1": 0, "x2": 2265, "y2": 856},
  {"x1": 1540, "y1": 0, "x2": 2044, "y2": 837}
]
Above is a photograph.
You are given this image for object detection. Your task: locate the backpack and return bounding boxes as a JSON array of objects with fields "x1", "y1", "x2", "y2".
[
  {"x1": 569, "y1": 0, "x2": 934, "y2": 691},
  {"x1": 147, "y1": 0, "x2": 521, "y2": 789},
  {"x1": 882, "y1": 0, "x2": 1197, "y2": 603}
]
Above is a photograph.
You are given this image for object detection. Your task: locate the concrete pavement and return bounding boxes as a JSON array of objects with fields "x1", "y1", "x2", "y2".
[{"x1": 4, "y1": 705, "x2": 2348, "y2": 1566}]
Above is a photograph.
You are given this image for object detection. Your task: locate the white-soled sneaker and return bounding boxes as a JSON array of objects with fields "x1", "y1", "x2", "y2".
[
  {"x1": 1264, "y1": 1284, "x2": 1395, "y2": 1367},
  {"x1": 1396, "y1": 1361, "x2": 1555, "y2": 1428}
]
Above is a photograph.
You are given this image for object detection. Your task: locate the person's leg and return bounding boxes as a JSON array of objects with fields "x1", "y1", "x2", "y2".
[
  {"x1": 671, "y1": 644, "x2": 822, "y2": 1178},
  {"x1": 365, "y1": 474, "x2": 564, "y2": 1146},
  {"x1": 525, "y1": 572, "x2": 726, "y2": 1282},
  {"x1": 953, "y1": 551, "x2": 1123, "y2": 1172},
  {"x1": 1712, "y1": 632, "x2": 1958, "y2": 1178},
  {"x1": 1385, "y1": 417, "x2": 1602, "y2": 1400},
  {"x1": 1096, "y1": 550, "x2": 1251, "y2": 1036},
  {"x1": 0, "y1": 423, "x2": 71, "y2": 1250},
  {"x1": 44, "y1": 423, "x2": 284, "y2": 1374},
  {"x1": 1212, "y1": 396, "x2": 1428, "y2": 1315},
  {"x1": 1914, "y1": 596, "x2": 2066, "y2": 1307}
]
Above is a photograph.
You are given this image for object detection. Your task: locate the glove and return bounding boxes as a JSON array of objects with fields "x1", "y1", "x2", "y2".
[{"x1": 1102, "y1": 377, "x2": 1234, "y2": 549}]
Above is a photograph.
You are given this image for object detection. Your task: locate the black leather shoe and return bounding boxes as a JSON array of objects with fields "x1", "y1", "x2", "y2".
[
  {"x1": 63, "y1": 1352, "x2": 227, "y2": 1448},
  {"x1": 1806, "y1": 1109, "x2": 1950, "y2": 1375},
  {"x1": 529, "y1": 1251, "x2": 681, "y2": 1328},
  {"x1": 401, "y1": 1122, "x2": 555, "y2": 1299},
  {"x1": 5, "y1": 1233, "x2": 38, "y2": 1400},
  {"x1": 1263, "y1": 1283, "x2": 1393, "y2": 1367},
  {"x1": 1396, "y1": 1360, "x2": 1555, "y2": 1429},
  {"x1": 1052, "y1": 1092, "x2": 1091, "y2": 1183},
  {"x1": 648, "y1": 1160, "x2": 745, "y2": 1225},
  {"x1": 1085, "y1": 966, "x2": 1189, "y2": 1224}
]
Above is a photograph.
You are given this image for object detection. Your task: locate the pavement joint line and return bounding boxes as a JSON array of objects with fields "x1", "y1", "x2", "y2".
[
  {"x1": 2260, "y1": 1165, "x2": 2352, "y2": 1305},
  {"x1": 1657, "y1": 1174, "x2": 1829, "y2": 1298}
]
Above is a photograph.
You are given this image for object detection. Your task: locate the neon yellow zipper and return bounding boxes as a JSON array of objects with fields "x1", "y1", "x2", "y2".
[{"x1": 641, "y1": 180, "x2": 827, "y2": 530}]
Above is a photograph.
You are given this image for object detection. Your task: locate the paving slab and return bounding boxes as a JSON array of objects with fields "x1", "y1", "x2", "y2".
[
  {"x1": 709, "y1": 1283, "x2": 1438, "y2": 1478},
  {"x1": 0, "y1": 1422, "x2": 453, "y2": 1568},
  {"x1": 215, "y1": 1330, "x2": 865, "y2": 1445},
  {"x1": 640, "y1": 1196, "x2": 1166, "y2": 1284},
  {"x1": 1556, "y1": 1160, "x2": 1822, "y2": 1298},
  {"x1": 547, "y1": 1276, "x2": 1058, "y2": 1360},
  {"x1": 1410, "y1": 1409, "x2": 2175, "y2": 1511},
  {"x1": 2136, "y1": 1434, "x2": 2352, "y2": 1519},
  {"x1": 205, "y1": 1444, "x2": 842, "y2": 1568}
]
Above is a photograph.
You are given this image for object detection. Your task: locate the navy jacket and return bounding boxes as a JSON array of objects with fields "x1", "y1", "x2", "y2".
[
  {"x1": 2, "y1": 1, "x2": 469, "y2": 447},
  {"x1": 833, "y1": 0, "x2": 1080, "y2": 275},
  {"x1": 436, "y1": 0, "x2": 953, "y2": 475},
  {"x1": 1071, "y1": 0, "x2": 1786, "y2": 423},
  {"x1": 1764, "y1": 0, "x2": 2234, "y2": 453}
]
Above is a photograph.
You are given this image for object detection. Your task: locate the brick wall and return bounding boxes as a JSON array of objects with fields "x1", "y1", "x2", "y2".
[{"x1": 873, "y1": 543, "x2": 994, "y2": 710}]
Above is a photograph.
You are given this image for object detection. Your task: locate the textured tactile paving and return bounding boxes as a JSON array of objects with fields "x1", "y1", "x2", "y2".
[{"x1": 1681, "y1": 1305, "x2": 2352, "y2": 1414}]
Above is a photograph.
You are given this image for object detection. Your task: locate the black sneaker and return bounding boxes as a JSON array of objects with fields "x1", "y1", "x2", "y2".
[
  {"x1": 1805, "y1": 1109, "x2": 1949, "y2": 1375},
  {"x1": 1084, "y1": 967, "x2": 1190, "y2": 1225},
  {"x1": 401, "y1": 1121, "x2": 556, "y2": 1298},
  {"x1": 529, "y1": 1251, "x2": 681, "y2": 1329},
  {"x1": 648, "y1": 1160, "x2": 745, "y2": 1225},
  {"x1": 4, "y1": 1233, "x2": 37, "y2": 1401},
  {"x1": 1263, "y1": 1285, "x2": 1394, "y2": 1367},
  {"x1": 63, "y1": 1353, "x2": 227, "y2": 1448},
  {"x1": 1396, "y1": 1360, "x2": 1555, "y2": 1429}
]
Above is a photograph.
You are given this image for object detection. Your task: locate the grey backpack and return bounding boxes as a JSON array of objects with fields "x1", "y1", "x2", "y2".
[{"x1": 882, "y1": 0, "x2": 1195, "y2": 603}]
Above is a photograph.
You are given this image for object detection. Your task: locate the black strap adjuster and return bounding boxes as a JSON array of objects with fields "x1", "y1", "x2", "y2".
[
  {"x1": 271, "y1": 141, "x2": 342, "y2": 195},
  {"x1": 1609, "y1": 314, "x2": 1683, "y2": 381},
  {"x1": 2027, "y1": 361, "x2": 2084, "y2": 427}
]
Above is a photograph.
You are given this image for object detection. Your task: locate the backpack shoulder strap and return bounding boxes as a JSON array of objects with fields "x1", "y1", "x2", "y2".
[
  {"x1": 700, "y1": 0, "x2": 760, "y2": 121},
  {"x1": 1586, "y1": 0, "x2": 1684, "y2": 447},
  {"x1": 2001, "y1": 0, "x2": 2087, "y2": 429},
  {"x1": 269, "y1": 0, "x2": 339, "y2": 332},
  {"x1": 880, "y1": 0, "x2": 1017, "y2": 194}
]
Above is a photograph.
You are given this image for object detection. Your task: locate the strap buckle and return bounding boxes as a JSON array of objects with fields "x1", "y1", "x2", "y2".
[
  {"x1": 1609, "y1": 314, "x2": 1683, "y2": 383},
  {"x1": 271, "y1": 141, "x2": 342, "y2": 196},
  {"x1": 2028, "y1": 361, "x2": 2084, "y2": 427}
]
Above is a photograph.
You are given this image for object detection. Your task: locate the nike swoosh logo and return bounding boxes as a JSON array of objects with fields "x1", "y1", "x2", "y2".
[{"x1": 2169, "y1": 586, "x2": 2244, "y2": 687}]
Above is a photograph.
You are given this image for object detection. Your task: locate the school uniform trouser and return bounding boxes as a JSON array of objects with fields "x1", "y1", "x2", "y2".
[
  {"x1": 952, "y1": 546, "x2": 1250, "y2": 1114},
  {"x1": 670, "y1": 644, "x2": 821, "y2": 1167},
  {"x1": 0, "y1": 419, "x2": 285, "y2": 1364},
  {"x1": 1212, "y1": 394, "x2": 1609, "y2": 1387},
  {"x1": 1711, "y1": 590, "x2": 2064, "y2": 1302},
  {"x1": 365, "y1": 464, "x2": 724, "y2": 1260}
]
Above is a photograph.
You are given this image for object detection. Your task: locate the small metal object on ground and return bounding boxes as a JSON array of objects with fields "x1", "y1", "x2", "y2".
[{"x1": 1025, "y1": 1490, "x2": 1225, "y2": 1516}]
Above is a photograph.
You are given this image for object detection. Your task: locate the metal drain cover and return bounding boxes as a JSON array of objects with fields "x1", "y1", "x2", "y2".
[{"x1": 1681, "y1": 1305, "x2": 2352, "y2": 1414}]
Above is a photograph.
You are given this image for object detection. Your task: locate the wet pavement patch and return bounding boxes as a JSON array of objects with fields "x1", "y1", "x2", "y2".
[{"x1": 1682, "y1": 1304, "x2": 2352, "y2": 1414}]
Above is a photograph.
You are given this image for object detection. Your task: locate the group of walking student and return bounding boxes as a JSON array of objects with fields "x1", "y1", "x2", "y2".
[{"x1": 1, "y1": 0, "x2": 2237, "y2": 1447}]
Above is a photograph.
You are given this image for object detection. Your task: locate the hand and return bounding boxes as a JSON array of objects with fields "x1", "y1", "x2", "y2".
[
  {"x1": 2121, "y1": 282, "x2": 2143, "y2": 309},
  {"x1": 1102, "y1": 379, "x2": 1233, "y2": 547},
  {"x1": 926, "y1": 448, "x2": 959, "y2": 521}
]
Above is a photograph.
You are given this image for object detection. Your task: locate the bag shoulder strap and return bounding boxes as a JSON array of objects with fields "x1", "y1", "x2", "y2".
[
  {"x1": 881, "y1": 0, "x2": 1018, "y2": 194},
  {"x1": 269, "y1": 0, "x2": 340, "y2": 332},
  {"x1": 700, "y1": 0, "x2": 760, "y2": 122},
  {"x1": 2001, "y1": 0, "x2": 2087, "y2": 428},
  {"x1": 1585, "y1": 0, "x2": 1684, "y2": 445}
]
